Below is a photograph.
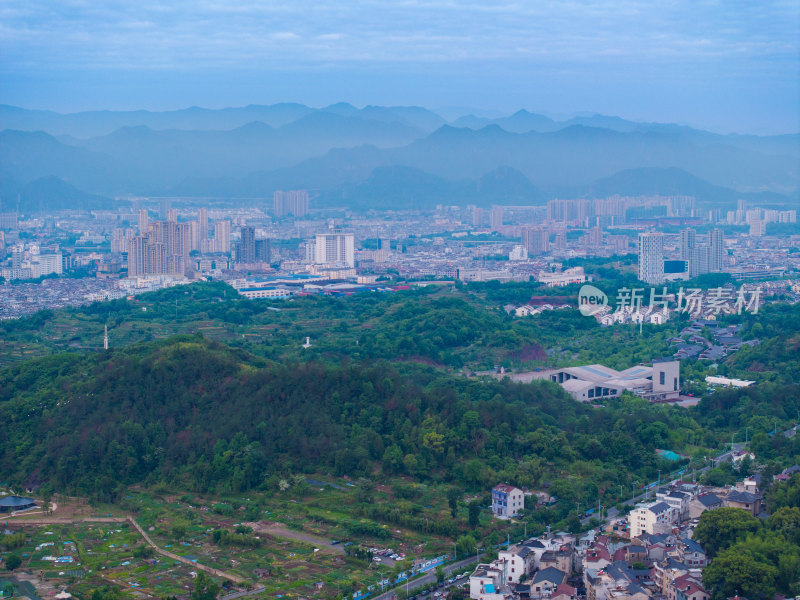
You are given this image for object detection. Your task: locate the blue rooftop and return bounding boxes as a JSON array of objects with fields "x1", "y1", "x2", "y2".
[{"x1": 0, "y1": 496, "x2": 35, "y2": 507}]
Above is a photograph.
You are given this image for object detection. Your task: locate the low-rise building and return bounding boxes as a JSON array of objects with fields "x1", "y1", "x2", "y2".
[
  {"x1": 629, "y1": 501, "x2": 678, "y2": 538},
  {"x1": 492, "y1": 484, "x2": 525, "y2": 518},
  {"x1": 470, "y1": 562, "x2": 508, "y2": 600},
  {"x1": 725, "y1": 489, "x2": 763, "y2": 516}
]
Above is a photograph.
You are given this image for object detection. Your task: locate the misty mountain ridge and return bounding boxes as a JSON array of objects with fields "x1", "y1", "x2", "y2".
[{"x1": 1, "y1": 103, "x2": 798, "y2": 212}]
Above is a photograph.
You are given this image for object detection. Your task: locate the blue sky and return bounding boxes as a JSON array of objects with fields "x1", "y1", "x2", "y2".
[{"x1": 1, "y1": 0, "x2": 798, "y2": 133}]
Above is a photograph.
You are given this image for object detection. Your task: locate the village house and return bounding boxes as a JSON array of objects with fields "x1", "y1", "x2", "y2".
[
  {"x1": 492, "y1": 484, "x2": 525, "y2": 518},
  {"x1": 629, "y1": 501, "x2": 679, "y2": 537},
  {"x1": 725, "y1": 489, "x2": 763, "y2": 516},
  {"x1": 688, "y1": 493, "x2": 723, "y2": 519}
]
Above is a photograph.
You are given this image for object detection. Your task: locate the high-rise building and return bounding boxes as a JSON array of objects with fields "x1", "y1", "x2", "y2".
[
  {"x1": 679, "y1": 228, "x2": 696, "y2": 261},
  {"x1": 159, "y1": 198, "x2": 171, "y2": 220},
  {"x1": 255, "y1": 238, "x2": 271, "y2": 263},
  {"x1": 236, "y1": 226, "x2": 256, "y2": 264},
  {"x1": 589, "y1": 226, "x2": 602, "y2": 246},
  {"x1": 127, "y1": 220, "x2": 189, "y2": 277},
  {"x1": 167, "y1": 208, "x2": 178, "y2": 223},
  {"x1": 638, "y1": 233, "x2": 664, "y2": 284},
  {"x1": 273, "y1": 190, "x2": 309, "y2": 218},
  {"x1": 709, "y1": 229, "x2": 724, "y2": 272},
  {"x1": 138, "y1": 209, "x2": 149, "y2": 234},
  {"x1": 688, "y1": 244, "x2": 710, "y2": 278},
  {"x1": 490, "y1": 206, "x2": 504, "y2": 229},
  {"x1": 214, "y1": 220, "x2": 231, "y2": 253},
  {"x1": 314, "y1": 232, "x2": 355, "y2": 267},
  {"x1": 472, "y1": 206, "x2": 483, "y2": 227},
  {"x1": 750, "y1": 219, "x2": 766, "y2": 237},
  {"x1": 198, "y1": 208, "x2": 208, "y2": 241},
  {"x1": 111, "y1": 227, "x2": 135, "y2": 253},
  {"x1": 522, "y1": 228, "x2": 549, "y2": 255}
]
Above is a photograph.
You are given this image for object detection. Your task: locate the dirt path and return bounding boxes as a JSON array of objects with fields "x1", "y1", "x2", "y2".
[
  {"x1": 126, "y1": 517, "x2": 247, "y2": 584},
  {"x1": 6, "y1": 514, "x2": 247, "y2": 586},
  {"x1": 245, "y1": 521, "x2": 345, "y2": 554}
]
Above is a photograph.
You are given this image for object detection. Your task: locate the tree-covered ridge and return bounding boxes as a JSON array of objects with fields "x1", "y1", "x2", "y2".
[
  {"x1": 0, "y1": 280, "x2": 680, "y2": 371},
  {"x1": 2, "y1": 336, "x2": 705, "y2": 505}
]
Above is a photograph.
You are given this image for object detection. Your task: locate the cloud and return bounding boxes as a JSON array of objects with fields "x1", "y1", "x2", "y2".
[{"x1": 0, "y1": 0, "x2": 797, "y2": 132}]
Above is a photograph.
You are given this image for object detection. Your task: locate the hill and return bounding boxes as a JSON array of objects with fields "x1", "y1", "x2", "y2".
[{"x1": 0, "y1": 334, "x2": 708, "y2": 506}]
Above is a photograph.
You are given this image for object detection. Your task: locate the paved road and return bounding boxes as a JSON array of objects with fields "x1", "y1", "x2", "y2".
[{"x1": 373, "y1": 555, "x2": 482, "y2": 600}]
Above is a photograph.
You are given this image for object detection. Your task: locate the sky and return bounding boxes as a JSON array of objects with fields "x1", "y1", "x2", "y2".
[{"x1": 1, "y1": 0, "x2": 799, "y2": 134}]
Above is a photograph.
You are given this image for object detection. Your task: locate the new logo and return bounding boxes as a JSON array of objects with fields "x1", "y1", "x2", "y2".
[{"x1": 578, "y1": 284, "x2": 608, "y2": 316}]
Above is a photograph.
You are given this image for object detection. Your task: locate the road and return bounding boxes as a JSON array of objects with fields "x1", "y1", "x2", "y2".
[
  {"x1": 246, "y1": 521, "x2": 345, "y2": 554},
  {"x1": 372, "y1": 555, "x2": 483, "y2": 600}
]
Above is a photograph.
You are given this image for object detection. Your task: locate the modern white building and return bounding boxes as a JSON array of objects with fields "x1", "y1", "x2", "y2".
[
  {"x1": 537, "y1": 267, "x2": 586, "y2": 287},
  {"x1": 542, "y1": 360, "x2": 680, "y2": 402},
  {"x1": 638, "y1": 232, "x2": 664, "y2": 284},
  {"x1": 314, "y1": 232, "x2": 355, "y2": 267}
]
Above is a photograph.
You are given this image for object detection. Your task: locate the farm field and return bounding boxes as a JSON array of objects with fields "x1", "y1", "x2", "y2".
[{"x1": 2, "y1": 477, "x2": 482, "y2": 600}]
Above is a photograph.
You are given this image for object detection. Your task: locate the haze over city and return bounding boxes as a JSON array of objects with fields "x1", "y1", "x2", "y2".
[
  {"x1": 2, "y1": 0, "x2": 799, "y2": 134},
  {"x1": 2, "y1": 3, "x2": 800, "y2": 600}
]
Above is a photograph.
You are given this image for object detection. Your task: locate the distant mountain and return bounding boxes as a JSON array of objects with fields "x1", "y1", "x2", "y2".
[
  {"x1": 584, "y1": 167, "x2": 798, "y2": 207},
  {"x1": 0, "y1": 175, "x2": 112, "y2": 212},
  {"x1": 0, "y1": 103, "x2": 446, "y2": 138},
  {"x1": 1, "y1": 105, "x2": 797, "y2": 209},
  {"x1": 0, "y1": 129, "x2": 129, "y2": 193},
  {"x1": 317, "y1": 164, "x2": 545, "y2": 209}
]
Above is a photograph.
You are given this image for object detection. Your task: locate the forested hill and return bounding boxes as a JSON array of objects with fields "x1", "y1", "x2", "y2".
[{"x1": 1, "y1": 336, "x2": 700, "y2": 502}]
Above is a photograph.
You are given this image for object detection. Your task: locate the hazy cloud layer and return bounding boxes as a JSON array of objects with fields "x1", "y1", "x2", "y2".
[{"x1": 1, "y1": 1, "x2": 798, "y2": 133}]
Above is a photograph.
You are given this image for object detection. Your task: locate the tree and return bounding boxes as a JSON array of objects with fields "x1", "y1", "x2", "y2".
[
  {"x1": 435, "y1": 565, "x2": 445, "y2": 585},
  {"x1": 456, "y1": 534, "x2": 477, "y2": 560},
  {"x1": 468, "y1": 502, "x2": 480, "y2": 529},
  {"x1": 4, "y1": 554, "x2": 21, "y2": 571},
  {"x1": 447, "y1": 487, "x2": 461, "y2": 519},
  {"x1": 693, "y1": 507, "x2": 761, "y2": 557},
  {"x1": 702, "y1": 551, "x2": 777, "y2": 600},
  {"x1": 191, "y1": 572, "x2": 220, "y2": 600}
]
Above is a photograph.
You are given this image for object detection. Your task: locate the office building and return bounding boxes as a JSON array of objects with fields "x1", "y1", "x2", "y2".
[
  {"x1": 314, "y1": 232, "x2": 355, "y2": 267},
  {"x1": 638, "y1": 232, "x2": 664, "y2": 284}
]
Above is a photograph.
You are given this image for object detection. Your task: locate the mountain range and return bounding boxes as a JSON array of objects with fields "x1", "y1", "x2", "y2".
[{"x1": 1, "y1": 103, "x2": 798, "y2": 211}]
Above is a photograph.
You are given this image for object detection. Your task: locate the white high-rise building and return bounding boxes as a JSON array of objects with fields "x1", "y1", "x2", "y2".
[
  {"x1": 638, "y1": 232, "x2": 664, "y2": 284},
  {"x1": 709, "y1": 229, "x2": 724, "y2": 272},
  {"x1": 214, "y1": 220, "x2": 231, "y2": 253},
  {"x1": 314, "y1": 232, "x2": 355, "y2": 267}
]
